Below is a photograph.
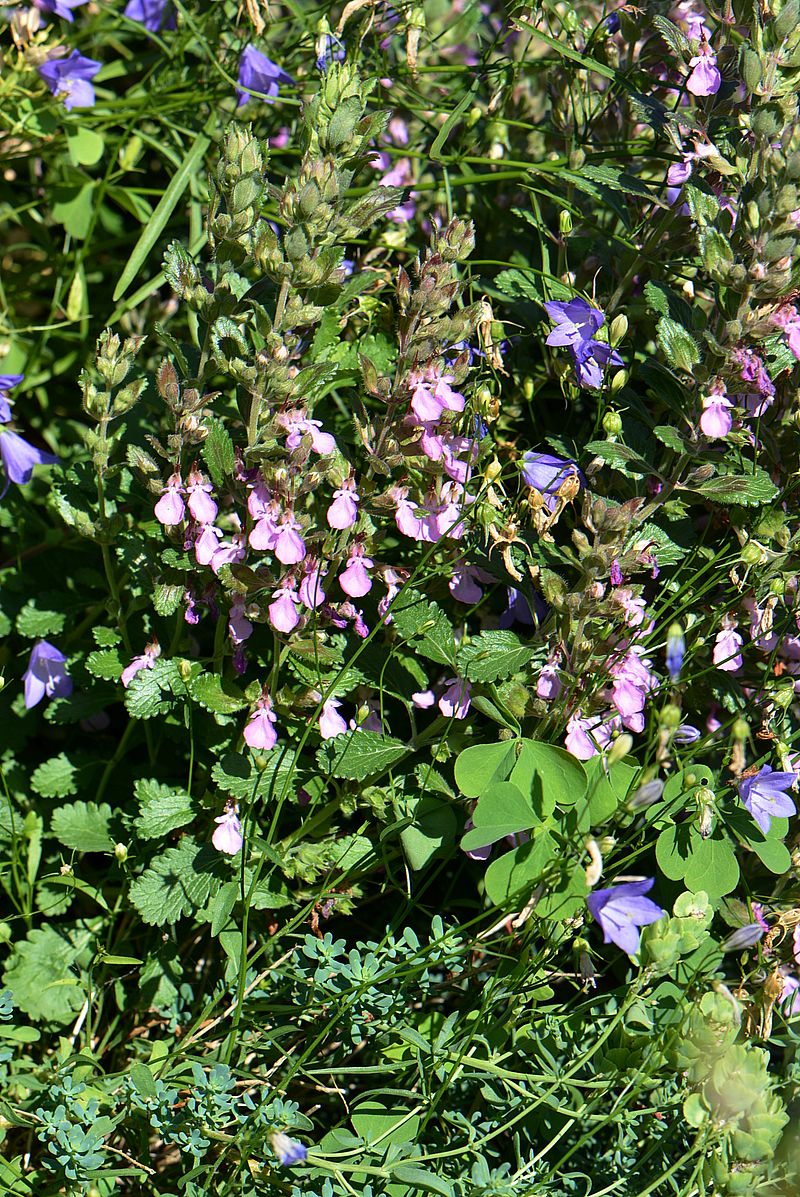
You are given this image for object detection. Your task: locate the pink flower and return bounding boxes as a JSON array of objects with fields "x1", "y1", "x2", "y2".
[
  {"x1": 450, "y1": 566, "x2": 483, "y2": 605},
  {"x1": 700, "y1": 393, "x2": 733, "y2": 439},
  {"x1": 319, "y1": 697, "x2": 348, "y2": 739},
  {"x1": 412, "y1": 689, "x2": 436, "y2": 708},
  {"x1": 299, "y1": 558, "x2": 327, "y2": 608},
  {"x1": 121, "y1": 640, "x2": 161, "y2": 688},
  {"x1": 610, "y1": 560, "x2": 623, "y2": 587},
  {"x1": 439, "y1": 677, "x2": 472, "y2": 719},
  {"x1": 269, "y1": 584, "x2": 301, "y2": 633},
  {"x1": 395, "y1": 496, "x2": 434, "y2": 541},
  {"x1": 195, "y1": 523, "x2": 223, "y2": 565},
  {"x1": 378, "y1": 566, "x2": 407, "y2": 620},
  {"x1": 564, "y1": 712, "x2": 617, "y2": 760},
  {"x1": 772, "y1": 305, "x2": 800, "y2": 361},
  {"x1": 186, "y1": 466, "x2": 217, "y2": 524},
  {"x1": 686, "y1": 49, "x2": 721, "y2": 96},
  {"x1": 537, "y1": 664, "x2": 561, "y2": 701},
  {"x1": 247, "y1": 477, "x2": 272, "y2": 519},
  {"x1": 213, "y1": 805, "x2": 244, "y2": 855},
  {"x1": 274, "y1": 513, "x2": 306, "y2": 565},
  {"x1": 279, "y1": 410, "x2": 336, "y2": 454},
  {"x1": 211, "y1": 533, "x2": 247, "y2": 575},
  {"x1": 249, "y1": 506, "x2": 280, "y2": 551},
  {"x1": 228, "y1": 600, "x2": 253, "y2": 646},
  {"x1": 327, "y1": 480, "x2": 359, "y2": 529},
  {"x1": 339, "y1": 548, "x2": 373, "y2": 597},
  {"x1": 713, "y1": 619, "x2": 743, "y2": 672},
  {"x1": 154, "y1": 471, "x2": 185, "y2": 526},
  {"x1": 243, "y1": 698, "x2": 278, "y2": 750}
]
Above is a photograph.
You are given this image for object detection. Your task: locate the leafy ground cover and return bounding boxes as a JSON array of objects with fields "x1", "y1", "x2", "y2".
[{"x1": 2, "y1": 0, "x2": 800, "y2": 1194}]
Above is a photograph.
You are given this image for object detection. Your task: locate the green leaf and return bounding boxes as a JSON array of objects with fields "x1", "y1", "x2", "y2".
[
  {"x1": 454, "y1": 741, "x2": 517, "y2": 798},
  {"x1": 210, "y1": 880, "x2": 238, "y2": 936},
  {"x1": 317, "y1": 731, "x2": 409, "y2": 781},
  {"x1": 113, "y1": 122, "x2": 212, "y2": 301},
  {"x1": 52, "y1": 182, "x2": 95, "y2": 240},
  {"x1": 51, "y1": 801, "x2": 114, "y2": 853},
  {"x1": 66, "y1": 127, "x2": 104, "y2": 167},
  {"x1": 389, "y1": 1165, "x2": 453, "y2": 1196},
  {"x1": 31, "y1": 753, "x2": 78, "y2": 799},
  {"x1": 461, "y1": 782, "x2": 537, "y2": 851},
  {"x1": 688, "y1": 467, "x2": 779, "y2": 507},
  {"x1": 153, "y1": 582, "x2": 184, "y2": 616},
  {"x1": 129, "y1": 838, "x2": 226, "y2": 927},
  {"x1": 484, "y1": 831, "x2": 559, "y2": 908},
  {"x1": 508, "y1": 739, "x2": 588, "y2": 814},
  {"x1": 652, "y1": 425, "x2": 686, "y2": 453},
  {"x1": 85, "y1": 647, "x2": 124, "y2": 681},
  {"x1": 352, "y1": 1102, "x2": 421, "y2": 1147},
  {"x1": 212, "y1": 751, "x2": 298, "y2": 803},
  {"x1": 202, "y1": 418, "x2": 237, "y2": 488},
  {"x1": 458, "y1": 630, "x2": 536, "y2": 683},
  {"x1": 189, "y1": 672, "x2": 248, "y2": 715},
  {"x1": 682, "y1": 833, "x2": 740, "y2": 899},
  {"x1": 750, "y1": 835, "x2": 791, "y2": 874},
  {"x1": 134, "y1": 779, "x2": 194, "y2": 840},
  {"x1": 390, "y1": 589, "x2": 456, "y2": 667},
  {"x1": 585, "y1": 440, "x2": 651, "y2": 478},
  {"x1": 92, "y1": 626, "x2": 122, "y2": 648},
  {"x1": 3, "y1": 927, "x2": 86, "y2": 1025},
  {"x1": 401, "y1": 796, "x2": 458, "y2": 870},
  {"x1": 16, "y1": 601, "x2": 65, "y2": 638},
  {"x1": 125, "y1": 658, "x2": 188, "y2": 719},
  {"x1": 656, "y1": 316, "x2": 700, "y2": 371}
]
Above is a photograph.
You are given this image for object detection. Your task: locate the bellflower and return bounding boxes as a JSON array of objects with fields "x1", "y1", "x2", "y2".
[
  {"x1": 39, "y1": 51, "x2": 101, "y2": 110},
  {"x1": 439, "y1": 677, "x2": 472, "y2": 719},
  {"x1": 0, "y1": 428, "x2": 58, "y2": 494},
  {"x1": 316, "y1": 32, "x2": 345, "y2": 71},
  {"x1": 586, "y1": 879, "x2": 665, "y2": 955},
  {"x1": 124, "y1": 0, "x2": 177, "y2": 31},
  {"x1": 212, "y1": 806, "x2": 243, "y2": 855},
  {"x1": 739, "y1": 765, "x2": 797, "y2": 834},
  {"x1": 23, "y1": 640, "x2": 72, "y2": 709},
  {"x1": 520, "y1": 453, "x2": 581, "y2": 511},
  {"x1": 236, "y1": 46, "x2": 294, "y2": 106},
  {"x1": 544, "y1": 298, "x2": 605, "y2": 347},
  {"x1": 0, "y1": 374, "x2": 24, "y2": 424},
  {"x1": 572, "y1": 338, "x2": 623, "y2": 389},
  {"x1": 32, "y1": 0, "x2": 87, "y2": 19}
]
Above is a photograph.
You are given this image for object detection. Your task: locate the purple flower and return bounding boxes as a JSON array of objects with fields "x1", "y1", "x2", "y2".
[
  {"x1": 0, "y1": 428, "x2": 58, "y2": 494},
  {"x1": 124, "y1": 0, "x2": 177, "y2": 31},
  {"x1": 687, "y1": 50, "x2": 721, "y2": 97},
  {"x1": 720, "y1": 923, "x2": 765, "y2": 952},
  {"x1": 270, "y1": 1131, "x2": 307, "y2": 1166},
  {"x1": 236, "y1": 46, "x2": 294, "y2": 106},
  {"x1": 23, "y1": 640, "x2": 72, "y2": 709},
  {"x1": 243, "y1": 700, "x2": 278, "y2": 750},
  {"x1": 319, "y1": 697, "x2": 348, "y2": 739},
  {"x1": 212, "y1": 806, "x2": 243, "y2": 855},
  {"x1": 572, "y1": 339, "x2": 623, "y2": 389},
  {"x1": 38, "y1": 51, "x2": 101, "y2": 110},
  {"x1": 32, "y1": 0, "x2": 87, "y2": 20},
  {"x1": 739, "y1": 765, "x2": 797, "y2": 834},
  {"x1": 0, "y1": 375, "x2": 24, "y2": 424},
  {"x1": 316, "y1": 32, "x2": 345, "y2": 71},
  {"x1": 520, "y1": 452, "x2": 581, "y2": 511},
  {"x1": 544, "y1": 298, "x2": 604, "y2": 348},
  {"x1": 586, "y1": 879, "x2": 665, "y2": 955},
  {"x1": 666, "y1": 623, "x2": 685, "y2": 681}
]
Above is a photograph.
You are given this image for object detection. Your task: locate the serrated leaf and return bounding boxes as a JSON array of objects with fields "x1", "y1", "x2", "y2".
[
  {"x1": 688, "y1": 468, "x2": 779, "y2": 507},
  {"x1": 652, "y1": 425, "x2": 686, "y2": 453},
  {"x1": 85, "y1": 648, "x2": 124, "y2": 681},
  {"x1": 317, "y1": 731, "x2": 409, "y2": 781},
  {"x1": 585, "y1": 440, "x2": 651, "y2": 478},
  {"x1": 51, "y1": 801, "x2": 114, "y2": 853},
  {"x1": 656, "y1": 316, "x2": 700, "y2": 371},
  {"x1": 125, "y1": 658, "x2": 188, "y2": 719},
  {"x1": 189, "y1": 673, "x2": 248, "y2": 715},
  {"x1": 211, "y1": 750, "x2": 299, "y2": 803},
  {"x1": 390, "y1": 589, "x2": 455, "y2": 667},
  {"x1": 202, "y1": 418, "x2": 236, "y2": 488},
  {"x1": 92, "y1": 627, "x2": 122, "y2": 648},
  {"x1": 629, "y1": 521, "x2": 689, "y2": 566},
  {"x1": 31, "y1": 753, "x2": 78, "y2": 799},
  {"x1": 458, "y1": 630, "x2": 536, "y2": 682},
  {"x1": 16, "y1": 602, "x2": 65, "y2": 638},
  {"x1": 652, "y1": 13, "x2": 690, "y2": 59},
  {"x1": 2, "y1": 927, "x2": 86, "y2": 1025},
  {"x1": 129, "y1": 838, "x2": 227, "y2": 926},
  {"x1": 134, "y1": 779, "x2": 194, "y2": 840},
  {"x1": 153, "y1": 582, "x2": 183, "y2": 616}
]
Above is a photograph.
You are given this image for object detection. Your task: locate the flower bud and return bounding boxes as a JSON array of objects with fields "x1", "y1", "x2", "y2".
[
  {"x1": 607, "y1": 733, "x2": 634, "y2": 763},
  {"x1": 731, "y1": 718, "x2": 750, "y2": 741},
  {"x1": 609, "y1": 314, "x2": 628, "y2": 345},
  {"x1": 522, "y1": 376, "x2": 535, "y2": 400},
  {"x1": 602, "y1": 410, "x2": 623, "y2": 437},
  {"x1": 466, "y1": 105, "x2": 482, "y2": 128},
  {"x1": 0, "y1": 922, "x2": 11, "y2": 944},
  {"x1": 559, "y1": 209, "x2": 573, "y2": 236},
  {"x1": 660, "y1": 703, "x2": 682, "y2": 729},
  {"x1": 740, "y1": 540, "x2": 766, "y2": 566},
  {"x1": 610, "y1": 369, "x2": 628, "y2": 393},
  {"x1": 114, "y1": 842, "x2": 128, "y2": 862},
  {"x1": 720, "y1": 923, "x2": 764, "y2": 952},
  {"x1": 627, "y1": 779, "x2": 664, "y2": 810}
]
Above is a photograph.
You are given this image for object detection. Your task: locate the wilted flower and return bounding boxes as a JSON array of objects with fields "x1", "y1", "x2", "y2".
[
  {"x1": 586, "y1": 879, "x2": 665, "y2": 955},
  {"x1": 23, "y1": 640, "x2": 72, "y2": 708},
  {"x1": 236, "y1": 46, "x2": 294, "y2": 106},
  {"x1": 739, "y1": 765, "x2": 797, "y2": 834},
  {"x1": 0, "y1": 428, "x2": 58, "y2": 494},
  {"x1": 39, "y1": 51, "x2": 101, "y2": 110},
  {"x1": 212, "y1": 805, "x2": 243, "y2": 855}
]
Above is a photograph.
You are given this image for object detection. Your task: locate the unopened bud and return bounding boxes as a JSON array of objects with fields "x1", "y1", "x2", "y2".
[
  {"x1": 628, "y1": 779, "x2": 664, "y2": 810},
  {"x1": 602, "y1": 410, "x2": 623, "y2": 437},
  {"x1": 559, "y1": 209, "x2": 573, "y2": 236},
  {"x1": 522, "y1": 376, "x2": 535, "y2": 400},
  {"x1": 0, "y1": 922, "x2": 11, "y2": 944},
  {"x1": 609, "y1": 314, "x2": 628, "y2": 345},
  {"x1": 660, "y1": 703, "x2": 682, "y2": 729},
  {"x1": 466, "y1": 105, "x2": 482, "y2": 128},
  {"x1": 610, "y1": 369, "x2": 628, "y2": 393},
  {"x1": 114, "y1": 842, "x2": 128, "y2": 862},
  {"x1": 732, "y1": 718, "x2": 750, "y2": 741},
  {"x1": 607, "y1": 733, "x2": 634, "y2": 763},
  {"x1": 484, "y1": 457, "x2": 502, "y2": 483},
  {"x1": 720, "y1": 923, "x2": 765, "y2": 952}
]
